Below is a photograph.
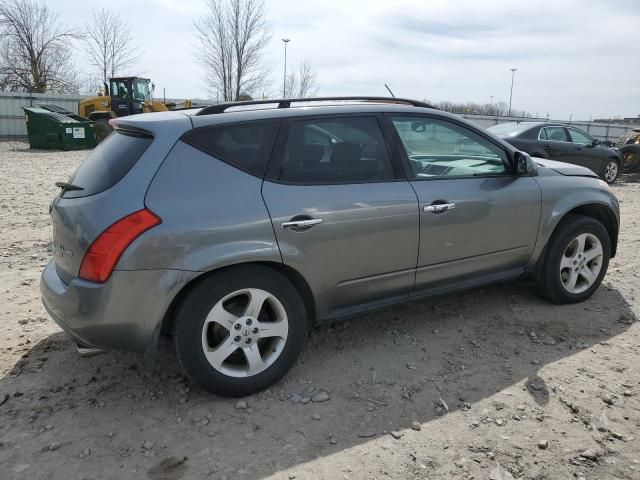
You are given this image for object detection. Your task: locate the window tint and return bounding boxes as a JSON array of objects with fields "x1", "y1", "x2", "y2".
[
  {"x1": 541, "y1": 127, "x2": 568, "y2": 142},
  {"x1": 62, "y1": 131, "x2": 152, "y2": 198},
  {"x1": 391, "y1": 117, "x2": 508, "y2": 179},
  {"x1": 273, "y1": 117, "x2": 395, "y2": 184},
  {"x1": 567, "y1": 128, "x2": 592, "y2": 144},
  {"x1": 182, "y1": 121, "x2": 279, "y2": 177}
]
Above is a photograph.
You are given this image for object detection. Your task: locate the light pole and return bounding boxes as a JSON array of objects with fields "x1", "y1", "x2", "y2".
[
  {"x1": 282, "y1": 38, "x2": 290, "y2": 98},
  {"x1": 508, "y1": 68, "x2": 517, "y2": 117},
  {"x1": 490, "y1": 95, "x2": 494, "y2": 114}
]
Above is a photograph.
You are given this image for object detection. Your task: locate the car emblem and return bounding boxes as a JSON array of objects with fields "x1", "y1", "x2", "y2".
[
  {"x1": 56, "y1": 244, "x2": 73, "y2": 257},
  {"x1": 243, "y1": 329, "x2": 250, "y2": 336}
]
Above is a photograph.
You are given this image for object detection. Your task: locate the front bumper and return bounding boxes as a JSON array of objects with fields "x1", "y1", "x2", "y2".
[{"x1": 40, "y1": 261, "x2": 199, "y2": 353}]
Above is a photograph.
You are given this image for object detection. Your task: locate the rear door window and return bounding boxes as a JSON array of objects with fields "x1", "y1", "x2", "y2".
[
  {"x1": 541, "y1": 127, "x2": 568, "y2": 142},
  {"x1": 268, "y1": 116, "x2": 396, "y2": 184},
  {"x1": 62, "y1": 131, "x2": 152, "y2": 198},
  {"x1": 181, "y1": 120, "x2": 280, "y2": 177}
]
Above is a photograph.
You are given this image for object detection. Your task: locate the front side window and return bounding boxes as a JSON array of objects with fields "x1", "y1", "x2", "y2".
[
  {"x1": 567, "y1": 128, "x2": 593, "y2": 144},
  {"x1": 273, "y1": 116, "x2": 395, "y2": 184},
  {"x1": 391, "y1": 117, "x2": 508, "y2": 179},
  {"x1": 181, "y1": 120, "x2": 280, "y2": 177},
  {"x1": 541, "y1": 127, "x2": 568, "y2": 142}
]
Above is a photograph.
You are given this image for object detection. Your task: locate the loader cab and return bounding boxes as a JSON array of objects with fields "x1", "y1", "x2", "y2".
[{"x1": 109, "y1": 77, "x2": 152, "y2": 117}]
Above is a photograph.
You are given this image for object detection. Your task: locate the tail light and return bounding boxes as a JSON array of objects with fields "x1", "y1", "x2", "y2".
[{"x1": 79, "y1": 208, "x2": 161, "y2": 283}]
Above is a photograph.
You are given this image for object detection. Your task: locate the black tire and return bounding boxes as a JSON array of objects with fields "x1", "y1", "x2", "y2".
[
  {"x1": 603, "y1": 159, "x2": 620, "y2": 184},
  {"x1": 174, "y1": 265, "x2": 308, "y2": 397},
  {"x1": 536, "y1": 215, "x2": 610, "y2": 304},
  {"x1": 623, "y1": 151, "x2": 640, "y2": 173}
]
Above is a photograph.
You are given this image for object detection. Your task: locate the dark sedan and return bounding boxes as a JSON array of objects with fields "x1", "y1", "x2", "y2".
[{"x1": 488, "y1": 122, "x2": 622, "y2": 183}]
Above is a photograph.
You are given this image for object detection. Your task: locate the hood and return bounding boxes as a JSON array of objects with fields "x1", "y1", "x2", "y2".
[{"x1": 533, "y1": 157, "x2": 598, "y2": 178}]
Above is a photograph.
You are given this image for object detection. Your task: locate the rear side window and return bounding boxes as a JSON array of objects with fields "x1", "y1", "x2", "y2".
[
  {"x1": 63, "y1": 131, "x2": 152, "y2": 198},
  {"x1": 269, "y1": 116, "x2": 395, "y2": 184},
  {"x1": 181, "y1": 121, "x2": 279, "y2": 177},
  {"x1": 540, "y1": 127, "x2": 568, "y2": 142}
]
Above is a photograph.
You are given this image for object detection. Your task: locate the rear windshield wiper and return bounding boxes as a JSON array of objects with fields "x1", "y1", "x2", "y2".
[{"x1": 55, "y1": 181, "x2": 84, "y2": 192}]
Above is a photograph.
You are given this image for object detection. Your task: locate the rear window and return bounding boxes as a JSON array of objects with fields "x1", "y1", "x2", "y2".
[
  {"x1": 62, "y1": 131, "x2": 152, "y2": 198},
  {"x1": 181, "y1": 120, "x2": 280, "y2": 177}
]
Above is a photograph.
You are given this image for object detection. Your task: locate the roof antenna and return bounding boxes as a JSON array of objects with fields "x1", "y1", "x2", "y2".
[{"x1": 384, "y1": 84, "x2": 396, "y2": 97}]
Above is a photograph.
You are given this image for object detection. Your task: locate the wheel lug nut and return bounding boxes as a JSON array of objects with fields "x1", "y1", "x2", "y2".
[
  {"x1": 246, "y1": 319, "x2": 252, "y2": 326},
  {"x1": 253, "y1": 327, "x2": 259, "y2": 334},
  {"x1": 234, "y1": 336, "x2": 241, "y2": 342},
  {"x1": 245, "y1": 338, "x2": 252, "y2": 344},
  {"x1": 234, "y1": 324, "x2": 241, "y2": 330}
]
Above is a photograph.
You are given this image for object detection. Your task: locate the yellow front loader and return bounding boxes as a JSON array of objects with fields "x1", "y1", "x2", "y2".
[{"x1": 79, "y1": 77, "x2": 192, "y2": 142}]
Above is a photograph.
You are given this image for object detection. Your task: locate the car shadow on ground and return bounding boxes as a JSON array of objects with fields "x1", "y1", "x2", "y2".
[
  {"x1": 0, "y1": 281, "x2": 636, "y2": 479},
  {"x1": 619, "y1": 172, "x2": 640, "y2": 184}
]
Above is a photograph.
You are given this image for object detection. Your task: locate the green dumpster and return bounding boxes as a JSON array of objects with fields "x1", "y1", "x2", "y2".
[{"x1": 22, "y1": 105, "x2": 97, "y2": 150}]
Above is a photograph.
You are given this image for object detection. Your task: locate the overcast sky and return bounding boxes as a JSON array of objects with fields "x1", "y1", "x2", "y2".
[{"x1": 51, "y1": 0, "x2": 639, "y2": 120}]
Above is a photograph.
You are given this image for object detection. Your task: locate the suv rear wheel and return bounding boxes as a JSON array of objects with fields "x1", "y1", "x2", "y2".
[
  {"x1": 174, "y1": 265, "x2": 307, "y2": 397},
  {"x1": 537, "y1": 215, "x2": 610, "y2": 304}
]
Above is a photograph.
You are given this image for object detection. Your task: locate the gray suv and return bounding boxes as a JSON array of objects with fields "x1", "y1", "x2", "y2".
[{"x1": 41, "y1": 97, "x2": 620, "y2": 397}]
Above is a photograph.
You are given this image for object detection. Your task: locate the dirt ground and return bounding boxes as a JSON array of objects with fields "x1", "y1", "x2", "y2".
[{"x1": 0, "y1": 140, "x2": 638, "y2": 480}]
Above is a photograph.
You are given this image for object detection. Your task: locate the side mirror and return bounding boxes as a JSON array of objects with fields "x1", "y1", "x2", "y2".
[
  {"x1": 515, "y1": 151, "x2": 535, "y2": 175},
  {"x1": 592, "y1": 139, "x2": 600, "y2": 146}
]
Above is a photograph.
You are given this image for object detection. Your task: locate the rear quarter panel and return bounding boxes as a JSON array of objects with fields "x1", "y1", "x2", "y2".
[
  {"x1": 507, "y1": 138, "x2": 547, "y2": 157},
  {"x1": 118, "y1": 142, "x2": 282, "y2": 272},
  {"x1": 51, "y1": 115, "x2": 192, "y2": 278}
]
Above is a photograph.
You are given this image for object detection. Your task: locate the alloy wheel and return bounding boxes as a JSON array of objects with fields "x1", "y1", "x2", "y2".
[
  {"x1": 604, "y1": 161, "x2": 618, "y2": 183},
  {"x1": 200, "y1": 288, "x2": 289, "y2": 378},
  {"x1": 559, "y1": 233, "x2": 603, "y2": 294}
]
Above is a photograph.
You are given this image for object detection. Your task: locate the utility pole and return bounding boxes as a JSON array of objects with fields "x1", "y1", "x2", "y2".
[
  {"x1": 490, "y1": 95, "x2": 494, "y2": 115},
  {"x1": 508, "y1": 68, "x2": 517, "y2": 117},
  {"x1": 282, "y1": 38, "x2": 291, "y2": 98}
]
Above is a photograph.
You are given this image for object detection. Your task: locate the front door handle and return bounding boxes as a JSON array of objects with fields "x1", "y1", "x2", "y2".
[
  {"x1": 281, "y1": 218, "x2": 323, "y2": 230},
  {"x1": 424, "y1": 203, "x2": 456, "y2": 213}
]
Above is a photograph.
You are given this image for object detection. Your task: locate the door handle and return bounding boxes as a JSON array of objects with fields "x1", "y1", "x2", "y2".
[
  {"x1": 281, "y1": 218, "x2": 323, "y2": 229},
  {"x1": 424, "y1": 203, "x2": 456, "y2": 213}
]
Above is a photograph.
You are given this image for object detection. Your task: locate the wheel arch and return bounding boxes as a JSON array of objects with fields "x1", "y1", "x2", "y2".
[
  {"x1": 564, "y1": 203, "x2": 618, "y2": 258},
  {"x1": 529, "y1": 201, "x2": 619, "y2": 283},
  {"x1": 160, "y1": 261, "x2": 317, "y2": 337}
]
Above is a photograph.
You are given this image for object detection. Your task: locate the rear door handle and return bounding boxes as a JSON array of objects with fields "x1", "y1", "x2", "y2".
[
  {"x1": 424, "y1": 203, "x2": 456, "y2": 213},
  {"x1": 281, "y1": 218, "x2": 323, "y2": 230}
]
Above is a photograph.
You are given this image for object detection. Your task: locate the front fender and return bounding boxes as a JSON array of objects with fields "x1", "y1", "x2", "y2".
[{"x1": 528, "y1": 175, "x2": 619, "y2": 269}]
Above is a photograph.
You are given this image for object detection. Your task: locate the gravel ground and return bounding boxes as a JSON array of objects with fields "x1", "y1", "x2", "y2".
[{"x1": 0, "y1": 140, "x2": 639, "y2": 480}]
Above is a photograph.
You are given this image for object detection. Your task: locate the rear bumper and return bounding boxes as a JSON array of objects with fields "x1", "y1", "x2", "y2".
[{"x1": 40, "y1": 261, "x2": 199, "y2": 353}]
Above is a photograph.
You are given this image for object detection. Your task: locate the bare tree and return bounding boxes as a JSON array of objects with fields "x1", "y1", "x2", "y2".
[
  {"x1": 195, "y1": 0, "x2": 271, "y2": 101},
  {"x1": 83, "y1": 8, "x2": 140, "y2": 85},
  {"x1": 430, "y1": 99, "x2": 532, "y2": 118},
  {"x1": 284, "y1": 58, "x2": 318, "y2": 98},
  {"x1": 0, "y1": 0, "x2": 79, "y2": 93}
]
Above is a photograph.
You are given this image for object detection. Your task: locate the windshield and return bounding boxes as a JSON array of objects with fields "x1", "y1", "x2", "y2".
[
  {"x1": 133, "y1": 79, "x2": 151, "y2": 102},
  {"x1": 487, "y1": 122, "x2": 534, "y2": 137}
]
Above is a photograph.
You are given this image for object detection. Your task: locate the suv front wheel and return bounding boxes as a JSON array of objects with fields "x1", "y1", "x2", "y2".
[
  {"x1": 603, "y1": 159, "x2": 619, "y2": 184},
  {"x1": 537, "y1": 215, "x2": 611, "y2": 304},
  {"x1": 174, "y1": 265, "x2": 308, "y2": 397}
]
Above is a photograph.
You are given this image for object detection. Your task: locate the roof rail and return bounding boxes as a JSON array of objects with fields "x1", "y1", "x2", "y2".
[{"x1": 195, "y1": 96, "x2": 436, "y2": 116}]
